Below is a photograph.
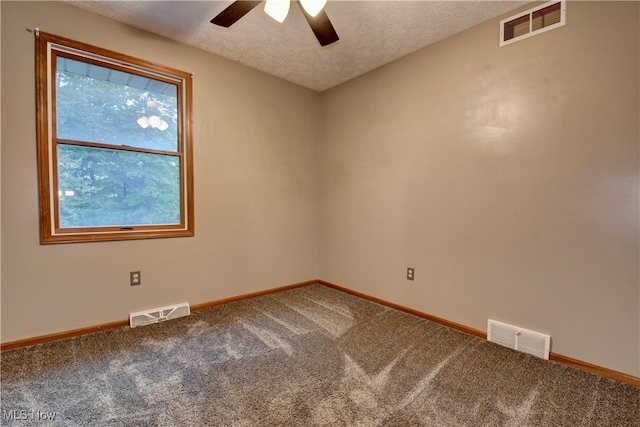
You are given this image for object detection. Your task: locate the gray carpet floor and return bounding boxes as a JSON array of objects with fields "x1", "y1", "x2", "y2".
[{"x1": 1, "y1": 284, "x2": 638, "y2": 426}]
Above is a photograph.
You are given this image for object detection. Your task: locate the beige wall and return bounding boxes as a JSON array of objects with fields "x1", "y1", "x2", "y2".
[
  {"x1": 1, "y1": 2, "x2": 320, "y2": 341},
  {"x1": 319, "y1": 1, "x2": 639, "y2": 376},
  {"x1": 2, "y1": 1, "x2": 639, "y2": 378}
]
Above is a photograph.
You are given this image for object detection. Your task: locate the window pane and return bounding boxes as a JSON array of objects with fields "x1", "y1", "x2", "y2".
[
  {"x1": 57, "y1": 145, "x2": 181, "y2": 227},
  {"x1": 56, "y1": 56, "x2": 178, "y2": 152}
]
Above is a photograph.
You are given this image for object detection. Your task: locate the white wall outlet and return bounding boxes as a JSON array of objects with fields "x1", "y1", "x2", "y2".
[
  {"x1": 407, "y1": 267, "x2": 415, "y2": 281},
  {"x1": 130, "y1": 271, "x2": 141, "y2": 286}
]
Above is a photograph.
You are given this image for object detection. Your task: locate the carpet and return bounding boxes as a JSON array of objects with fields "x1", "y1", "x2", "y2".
[{"x1": 1, "y1": 284, "x2": 638, "y2": 426}]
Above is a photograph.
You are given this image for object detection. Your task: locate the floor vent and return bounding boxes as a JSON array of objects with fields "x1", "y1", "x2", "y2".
[
  {"x1": 487, "y1": 319, "x2": 550, "y2": 360},
  {"x1": 129, "y1": 302, "x2": 190, "y2": 328}
]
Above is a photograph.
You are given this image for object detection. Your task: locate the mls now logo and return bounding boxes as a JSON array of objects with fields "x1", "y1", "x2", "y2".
[
  {"x1": 2, "y1": 409, "x2": 28, "y2": 420},
  {"x1": 33, "y1": 410, "x2": 57, "y2": 421},
  {"x1": 2, "y1": 409, "x2": 57, "y2": 421}
]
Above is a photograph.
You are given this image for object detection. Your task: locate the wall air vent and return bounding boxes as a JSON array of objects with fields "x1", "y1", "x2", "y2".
[
  {"x1": 129, "y1": 302, "x2": 190, "y2": 328},
  {"x1": 487, "y1": 319, "x2": 551, "y2": 360},
  {"x1": 500, "y1": 0, "x2": 566, "y2": 47}
]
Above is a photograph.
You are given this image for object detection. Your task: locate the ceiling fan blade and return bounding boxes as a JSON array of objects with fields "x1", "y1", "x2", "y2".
[
  {"x1": 297, "y1": 2, "x2": 339, "y2": 46},
  {"x1": 211, "y1": 1, "x2": 262, "y2": 27}
]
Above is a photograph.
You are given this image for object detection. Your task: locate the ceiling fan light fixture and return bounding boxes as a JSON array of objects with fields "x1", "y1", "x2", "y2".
[
  {"x1": 157, "y1": 119, "x2": 169, "y2": 131},
  {"x1": 148, "y1": 115, "x2": 162, "y2": 128},
  {"x1": 210, "y1": 0, "x2": 339, "y2": 46},
  {"x1": 137, "y1": 116, "x2": 150, "y2": 129},
  {"x1": 300, "y1": 0, "x2": 326, "y2": 17},
  {"x1": 264, "y1": 0, "x2": 290, "y2": 23}
]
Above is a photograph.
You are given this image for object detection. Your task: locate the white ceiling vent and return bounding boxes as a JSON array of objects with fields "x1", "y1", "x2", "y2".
[
  {"x1": 487, "y1": 319, "x2": 551, "y2": 360},
  {"x1": 500, "y1": 0, "x2": 566, "y2": 47},
  {"x1": 129, "y1": 302, "x2": 190, "y2": 328}
]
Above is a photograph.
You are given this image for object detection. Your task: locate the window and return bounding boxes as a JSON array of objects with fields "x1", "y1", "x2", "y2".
[
  {"x1": 35, "y1": 32, "x2": 194, "y2": 244},
  {"x1": 500, "y1": 1, "x2": 566, "y2": 47}
]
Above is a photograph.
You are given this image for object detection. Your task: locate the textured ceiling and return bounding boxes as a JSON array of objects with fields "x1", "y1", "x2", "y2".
[{"x1": 65, "y1": 1, "x2": 529, "y2": 92}]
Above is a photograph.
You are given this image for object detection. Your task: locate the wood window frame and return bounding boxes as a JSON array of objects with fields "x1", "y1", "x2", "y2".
[{"x1": 35, "y1": 32, "x2": 194, "y2": 244}]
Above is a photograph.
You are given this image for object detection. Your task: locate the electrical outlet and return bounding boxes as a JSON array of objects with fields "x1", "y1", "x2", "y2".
[
  {"x1": 407, "y1": 267, "x2": 414, "y2": 281},
  {"x1": 130, "y1": 271, "x2": 141, "y2": 286}
]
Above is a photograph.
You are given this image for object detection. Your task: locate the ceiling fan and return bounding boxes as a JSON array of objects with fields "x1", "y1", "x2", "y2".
[{"x1": 211, "y1": 0, "x2": 339, "y2": 46}]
